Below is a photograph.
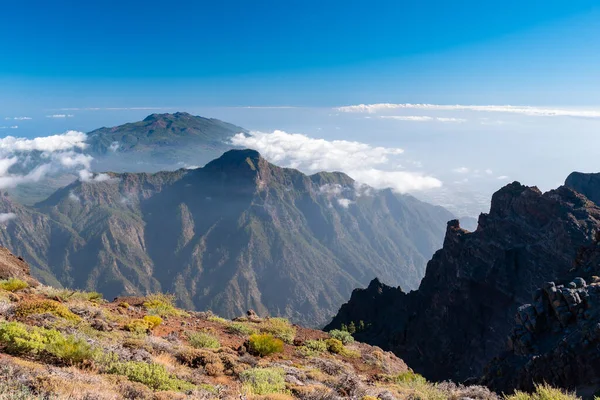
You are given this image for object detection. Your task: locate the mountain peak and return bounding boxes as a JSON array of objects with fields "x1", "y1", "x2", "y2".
[
  {"x1": 142, "y1": 111, "x2": 193, "y2": 122},
  {"x1": 203, "y1": 149, "x2": 263, "y2": 172}
]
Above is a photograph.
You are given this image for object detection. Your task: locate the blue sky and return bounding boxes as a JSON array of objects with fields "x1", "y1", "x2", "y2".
[
  {"x1": 2, "y1": 1, "x2": 600, "y2": 109},
  {"x1": 1, "y1": 1, "x2": 600, "y2": 217}
]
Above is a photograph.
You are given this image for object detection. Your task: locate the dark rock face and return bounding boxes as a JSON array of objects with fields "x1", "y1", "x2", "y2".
[
  {"x1": 483, "y1": 277, "x2": 600, "y2": 396},
  {"x1": 326, "y1": 182, "x2": 600, "y2": 382},
  {"x1": 565, "y1": 172, "x2": 600, "y2": 207}
]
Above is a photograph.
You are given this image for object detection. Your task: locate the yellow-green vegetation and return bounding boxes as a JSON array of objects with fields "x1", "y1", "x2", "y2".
[
  {"x1": 248, "y1": 333, "x2": 284, "y2": 357},
  {"x1": 142, "y1": 315, "x2": 162, "y2": 329},
  {"x1": 187, "y1": 331, "x2": 221, "y2": 349},
  {"x1": 0, "y1": 321, "x2": 62, "y2": 355},
  {"x1": 118, "y1": 302, "x2": 130, "y2": 308},
  {"x1": 362, "y1": 396, "x2": 378, "y2": 400},
  {"x1": 43, "y1": 288, "x2": 103, "y2": 303},
  {"x1": 325, "y1": 338, "x2": 344, "y2": 354},
  {"x1": 505, "y1": 383, "x2": 579, "y2": 400},
  {"x1": 104, "y1": 359, "x2": 195, "y2": 392},
  {"x1": 0, "y1": 278, "x2": 29, "y2": 292},
  {"x1": 328, "y1": 329, "x2": 354, "y2": 345},
  {"x1": 142, "y1": 293, "x2": 184, "y2": 317},
  {"x1": 260, "y1": 317, "x2": 296, "y2": 344},
  {"x1": 0, "y1": 321, "x2": 95, "y2": 365},
  {"x1": 207, "y1": 315, "x2": 229, "y2": 324},
  {"x1": 226, "y1": 321, "x2": 257, "y2": 336},
  {"x1": 298, "y1": 339, "x2": 327, "y2": 357},
  {"x1": 124, "y1": 319, "x2": 151, "y2": 334},
  {"x1": 45, "y1": 335, "x2": 96, "y2": 365},
  {"x1": 239, "y1": 367, "x2": 287, "y2": 395},
  {"x1": 392, "y1": 370, "x2": 427, "y2": 384},
  {"x1": 14, "y1": 299, "x2": 80, "y2": 322}
]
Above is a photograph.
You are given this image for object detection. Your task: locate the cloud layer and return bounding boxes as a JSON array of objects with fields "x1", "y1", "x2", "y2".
[
  {"x1": 0, "y1": 131, "x2": 91, "y2": 189},
  {"x1": 230, "y1": 130, "x2": 441, "y2": 192},
  {"x1": 337, "y1": 103, "x2": 600, "y2": 118}
]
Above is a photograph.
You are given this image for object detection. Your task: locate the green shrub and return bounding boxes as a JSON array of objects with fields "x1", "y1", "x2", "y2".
[
  {"x1": 143, "y1": 293, "x2": 183, "y2": 317},
  {"x1": 248, "y1": 334, "x2": 284, "y2": 357},
  {"x1": 260, "y1": 317, "x2": 296, "y2": 344},
  {"x1": 142, "y1": 315, "x2": 162, "y2": 329},
  {"x1": 393, "y1": 370, "x2": 427, "y2": 384},
  {"x1": 226, "y1": 322, "x2": 256, "y2": 336},
  {"x1": 298, "y1": 339, "x2": 327, "y2": 357},
  {"x1": 505, "y1": 383, "x2": 579, "y2": 400},
  {"x1": 118, "y1": 302, "x2": 130, "y2": 308},
  {"x1": 239, "y1": 367, "x2": 286, "y2": 395},
  {"x1": 46, "y1": 335, "x2": 96, "y2": 365},
  {"x1": 14, "y1": 300, "x2": 80, "y2": 322},
  {"x1": 0, "y1": 278, "x2": 29, "y2": 292},
  {"x1": 329, "y1": 329, "x2": 354, "y2": 345},
  {"x1": 105, "y1": 360, "x2": 195, "y2": 391},
  {"x1": 124, "y1": 319, "x2": 151, "y2": 334},
  {"x1": 0, "y1": 321, "x2": 62, "y2": 355},
  {"x1": 187, "y1": 331, "x2": 220, "y2": 349},
  {"x1": 207, "y1": 315, "x2": 229, "y2": 324},
  {"x1": 326, "y1": 338, "x2": 344, "y2": 354}
]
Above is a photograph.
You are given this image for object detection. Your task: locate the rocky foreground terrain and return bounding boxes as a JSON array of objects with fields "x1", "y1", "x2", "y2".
[
  {"x1": 327, "y1": 175, "x2": 600, "y2": 395},
  {"x1": 0, "y1": 246, "x2": 505, "y2": 400}
]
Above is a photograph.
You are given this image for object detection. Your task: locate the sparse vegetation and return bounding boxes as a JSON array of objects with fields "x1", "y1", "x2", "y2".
[
  {"x1": 329, "y1": 329, "x2": 354, "y2": 344},
  {"x1": 142, "y1": 315, "x2": 162, "y2": 329},
  {"x1": 46, "y1": 334, "x2": 96, "y2": 365},
  {"x1": 505, "y1": 383, "x2": 579, "y2": 400},
  {"x1": 248, "y1": 333, "x2": 284, "y2": 357},
  {"x1": 207, "y1": 315, "x2": 229, "y2": 324},
  {"x1": 260, "y1": 317, "x2": 296, "y2": 343},
  {"x1": 14, "y1": 299, "x2": 80, "y2": 322},
  {"x1": 239, "y1": 367, "x2": 287, "y2": 395},
  {"x1": 298, "y1": 339, "x2": 327, "y2": 357},
  {"x1": 226, "y1": 321, "x2": 256, "y2": 336},
  {"x1": 0, "y1": 278, "x2": 29, "y2": 292},
  {"x1": 104, "y1": 359, "x2": 195, "y2": 391},
  {"x1": 187, "y1": 331, "x2": 221, "y2": 349},
  {"x1": 143, "y1": 293, "x2": 184, "y2": 317},
  {"x1": 124, "y1": 319, "x2": 151, "y2": 334},
  {"x1": 0, "y1": 321, "x2": 62, "y2": 355},
  {"x1": 325, "y1": 338, "x2": 344, "y2": 354}
]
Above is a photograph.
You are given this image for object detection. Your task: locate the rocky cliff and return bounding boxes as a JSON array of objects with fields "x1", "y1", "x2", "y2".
[{"x1": 326, "y1": 181, "x2": 600, "y2": 381}]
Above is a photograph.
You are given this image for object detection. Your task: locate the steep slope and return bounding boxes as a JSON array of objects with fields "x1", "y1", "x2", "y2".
[
  {"x1": 87, "y1": 112, "x2": 245, "y2": 172},
  {"x1": 0, "y1": 150, "x2": 453, "y2": 327},
  {"x1": 326, "y1": 181, "x2": 600, "y2": 381}
]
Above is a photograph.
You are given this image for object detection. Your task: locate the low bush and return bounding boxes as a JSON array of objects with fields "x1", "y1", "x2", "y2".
[
  {"x1": 325, "y1": 338, "x2": 344, "y2": 354},
  {"x1": 505, "y1": 383, "x2": 579, "y2": 400},
  {"x1": 226, "y1": 322, "x2": 256, "y2": 336},
  {"x1": 260, "y1": 318, "x2": 296, "y2": 344},
  {"x1": 14, "y1": 300, "x2": 80, "y2": 322},
  {"x1": 0, "y1": 278, "x2": 29, "y2": 292},
  {"x1": 248, "y1": 333, "x2": 284, "y2": 357},
  {"x1": 298, "y1": 339, "x2": 327, "y2": 357},
  {"x1": 124, "y1": 319, "x2": 151, "y2": 334},
  {"x1": 239, "y1": 367, "x2": 286, "y2": 395},
  {"x1": 46, "y1": 335, "x2": 96, "y2": 365},
  {"x1": 105, "y1": 360, "x2": 195, "y2": 391},
  {"x1": 0, "y1": 321, "x2": 62, "y2": 355},
  {"x1": 142, "y1": 315, "x2": 162, "y2": 329},
  {"x1": 187, "y1": 331, "x2": 220, "y2": 349},
  {"x1": 207, "y1": 315, "x2": 229, "y2": 324},
  {"x1": 328, "y1": 329, "x2": 354, "y2": 345},
  {"x1": 393, "y1": 370, "x2": 427, "y2": 384},
  {"x1": 143, "y1": 293, "x2": 183, "y2": 317}
]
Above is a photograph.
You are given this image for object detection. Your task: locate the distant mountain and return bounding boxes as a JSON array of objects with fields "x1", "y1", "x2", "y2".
[
  {"x1": 326, "y1": 179, "x2": 600, "y2": 382},
  {"x1": 0, "y1": 149, "x2": 453, "y2": 327},
  {"x1": 8, "y1": 112, "x2": 244, "y2": 204}
]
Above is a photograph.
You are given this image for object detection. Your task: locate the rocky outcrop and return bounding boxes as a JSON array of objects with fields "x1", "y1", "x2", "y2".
[
  {"x1": 326, "y1": 182, "x2": 600, "y2": 382},
  {"x1": 483, "y1": 277, "x2": 600, "y2": 396},
  {"x1": 0, "y1": 246, "x2": 39, "y2": 286}
]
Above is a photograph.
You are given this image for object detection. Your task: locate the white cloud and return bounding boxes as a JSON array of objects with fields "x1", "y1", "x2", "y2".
[
  {"x1": 46, "y1": 114, "x2": 74, "y2": 118},
  {"x1": 0, "y1": 213, "x2": 16, "y2": 223},
  {"x1": 336, "y1": 103, "x2": 600, "y2": 118},
  {"x1": 497, "y1": 175, "x2": 509, "y2": 180},
  {"x1": 0, "y1": 131, "x2": 89, "y2": 189},
  {"x1": 452, "y1": 167, "x2": 469, "y2": 174},
  {"x1": 230, "y1": 130, "x2": 441, "y2": 192},
  {"x1": 68, "y1": 191, "x2": 81, "y2": 203},
  {"x1": 5, "y1": 117, "x2": 32, "y2": 121},
  {"x1": 379, "y1": 116, "x2": 433, "y2": 122},
  {"x1": 319, "y1": 184, "x2": 344, "y2": 197},
  {"x1": 436, "y1": 117, "x2": 467, "y2": 123},
  {"x1": 109, "y1": 141, "x2": 120, "y2": 152},
  {"x1": 78, "y1": 170, "x2": 118, "y2": 183},
  {"x1": 337, "y1": 198, "x2": 354, "y2": 208},
  {"x1": 485, "y1": 169, "x2": 493, "y2": 175}
]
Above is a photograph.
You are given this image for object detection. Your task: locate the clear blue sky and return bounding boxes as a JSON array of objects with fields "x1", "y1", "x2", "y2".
[{"x1": 1, "y1": 0, "x2": 600, "y2": 110}]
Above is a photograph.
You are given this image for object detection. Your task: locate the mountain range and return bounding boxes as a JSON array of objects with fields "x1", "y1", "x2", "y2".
[{"x1": 0, "y1": 117, "x2": 454, "y2": 327}]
